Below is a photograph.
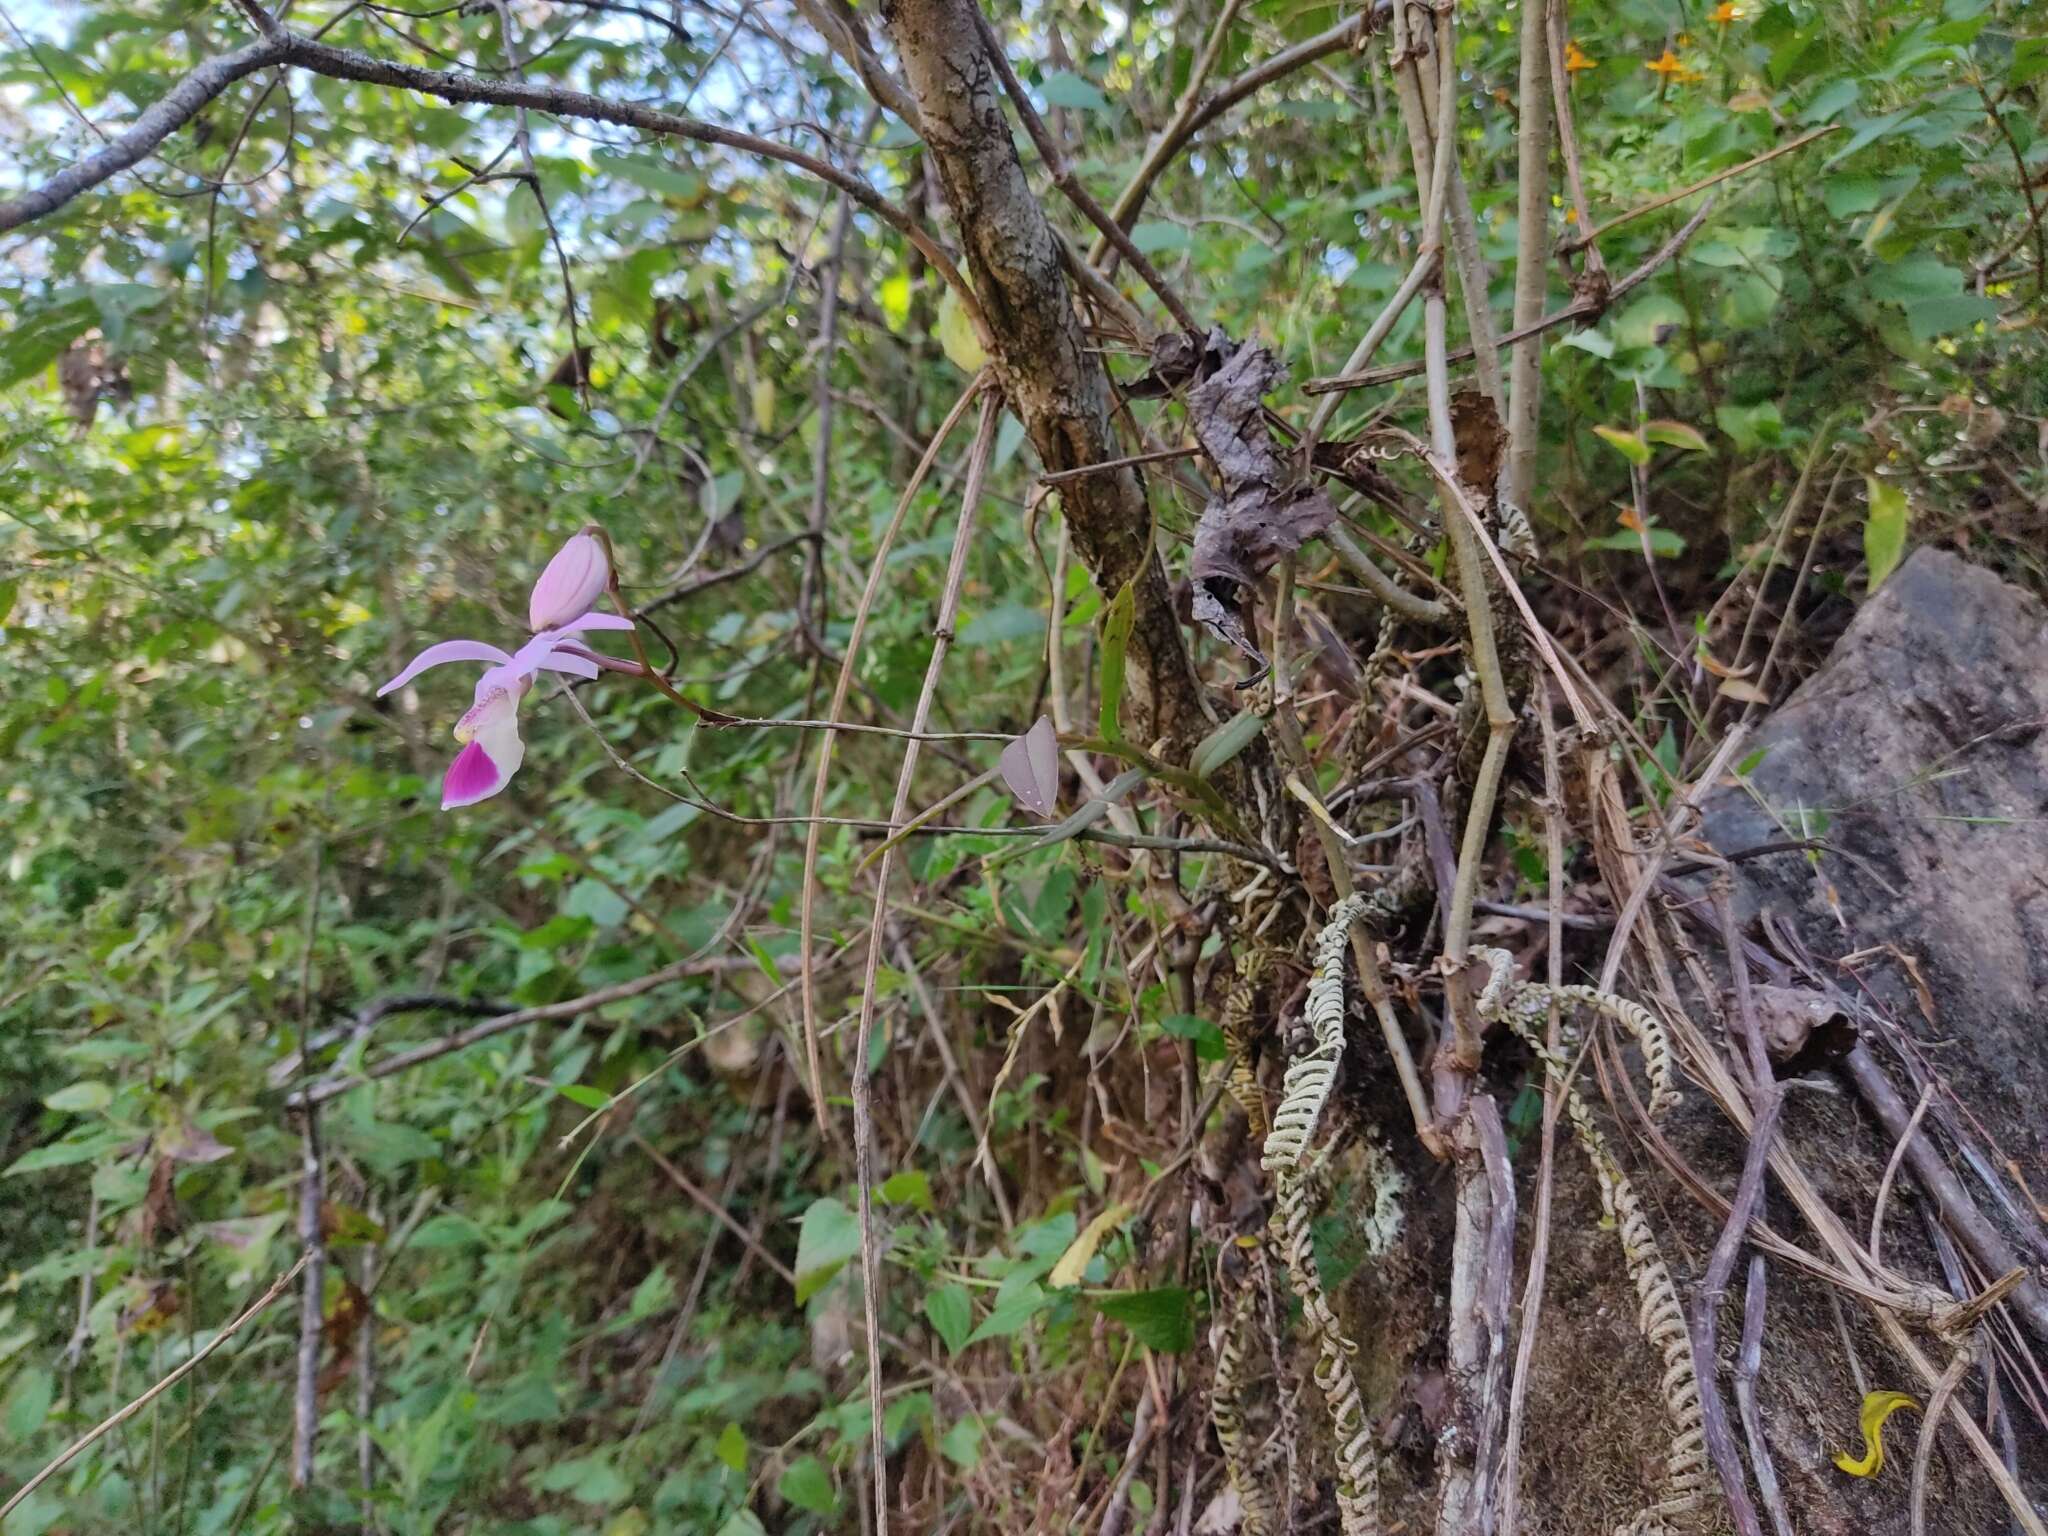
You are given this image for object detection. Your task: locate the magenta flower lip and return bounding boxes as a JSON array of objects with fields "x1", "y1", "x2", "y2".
[{"x1": 379, "y1": 533, "x2": 635, "y2": 809}]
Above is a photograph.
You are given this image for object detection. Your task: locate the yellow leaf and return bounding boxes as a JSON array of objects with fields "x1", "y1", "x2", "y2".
[
  {"x1": 1049, "y1": 1201, "x2": 1132, "y2": 1289},
  {"x1": 879, "y1": 271, "x2": 911, "y2": 333},
  {"x1": 936, "y1": 285, "x2": 988, "y2": 376},
  {"x1": 1833, "y1": 1390, "x2": 1920, "y2": 1477},
  {"x1": 751, "y1": 376, "x2": 777, "y2": 434},
  {"x1": 1716, "y1": 678, "x2": 1771, "y2": 704},
  {"x1": 1864, "y1": 476, "x2": 1911, "y2": 591}
]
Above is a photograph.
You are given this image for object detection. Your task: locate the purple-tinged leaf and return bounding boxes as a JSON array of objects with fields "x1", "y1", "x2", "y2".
[{"x1": 1000, "y1": 716, "x2": 1060, "y2": 818}]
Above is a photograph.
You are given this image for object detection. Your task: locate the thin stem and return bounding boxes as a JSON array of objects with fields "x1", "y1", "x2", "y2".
[
  {"x1": 1498, "y1": 685, "x2": 1568, "y2": 1532},
  {"x1": 1, "y1": 1256, "x2": 312, "y2": 1520},
  {"x1": 846, "y1": 392, "x2": 1000, "y2": 1535},
  {"x1": 1504, "y1": 0, "x2": 1553, "y2": 516},
  {"x1": 975, "y1": 11, "x2": 1201, "y2": 334},
  {"x1": 796, "y1": 376, "x2": 986, "y2": 1133}
]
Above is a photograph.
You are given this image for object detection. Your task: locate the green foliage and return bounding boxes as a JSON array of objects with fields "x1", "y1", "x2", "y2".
[{"x1": 0, "y1": 0, "x2": 2042, "y2": 1529}]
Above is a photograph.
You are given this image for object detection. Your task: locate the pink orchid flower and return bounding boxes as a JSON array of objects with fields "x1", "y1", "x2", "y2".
[{"x1": 378, "y1": 531, "x2": 635, "y2": 810}]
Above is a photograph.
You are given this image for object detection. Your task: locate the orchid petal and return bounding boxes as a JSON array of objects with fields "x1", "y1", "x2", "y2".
[
  {"x1": 535, "y1": 650, "x2": 601, "y2": 681},
  {"x1": 528, "y1": 531, "x2": 611, "y2": 631},
  {"x1": 442, "y1": 688, "x2": 526, "y2": 809},
  {"x1": 441, "y1": 739, "x2": 510, "y2": 808},
  {"x1": 377, "y1": 639, "x2": 515, "y2": 698}
]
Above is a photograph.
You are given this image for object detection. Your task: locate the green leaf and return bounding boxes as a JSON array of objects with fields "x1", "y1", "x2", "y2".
[
  {"x1": 535, "y1": 1454, "x2": 630, "y2": 1506},
  {"x1": 1129, "y1": 221, "x2": 1190, "y2": 255},
  {"x1": 939, "y1": 1414, "x2": 985, "y2": 1468},
  {"x1": 924, "y1": 1283, "x2": 974, "y2": 1354},
  {"x1": 1159, "y1": 1013, "x2": 1228, "y2": 1062},
  {"x1": 6, "y1": 1367, "x2": 53, "y2": 1441},
  {"x1": 794, "y1": 1196, "x2": 862, "y2": 1303},
  {"x1": 44, "y1": 1081, "x2": 111, "y2": 1113},
  {"x1": 1903, "y1": 294, "x2": 1999, "y2": 342},
  {"x1": 1191, "y1": 708, "x2": 1266, "y2": 779},
  {"x1": 593, "y1": 149, "x2": 701, "y2": 200},
  {"x1": 1863, "y1": 476, "x2": 1910, "y2": 591},
  {"x1": 1641, "y1": 419, "x2": 1710, "y2": 453},
  {"x1": 778, "y1": 1455, "x2": 837, "y2": 1516},
  {"x1": 715, "y1": 1514, "x2": 769, "y2": 1536},
  {"x1": 1040, "y1": 70, "x2": 1110, "y2": 111},
  {"x1": 1824, "y1": 176, "x2": 1889, "y2": 217},
  {"x1": 1557, "y1": 327, "x2": 1615, "y2": 359},
  {"x1": 557, "y1": 1084, "x2": 609, "y2": 1110},
  {"x1": 410, "y1": 1214, "x2": 487, "y2": 1249},
  {"x1": 1586, "y1": 524, "x2": 1686, "y2": 558},
  {"x1": 564, "y1": 879, "x2": 629, "y2": 928},
  {"x1": 1867, "y1": 252, "x2": 1963, "y2": 302},
  {"x1": 879, "y1": 1169, "x2": 932, "y2": 1212},
  {"x1": 1095, "y1": 1286, "x2": 1195, "y2": 1353},
  {"x1": 966, "y1": 1278, "x2": 1050, "y2": 1344},
  {"x1": 937, "y1": 285, "x2": 987, "y2": 375},
  {"x1": 715, "y1": 1421, "x2": 749, "y2": 1473},
  {"x1": 1715, "y1": 400, "x2": 1784, "y2": 453},
  {"x1": 1098, "y1": 580, "x2": 1135, "y2": 747},
  {"x1": 627, "y1": 1265, "x2": 674, "y2": 1320},
  {"x1": 1592, "y1": 425, "x2": 1651, "y2": 466}
]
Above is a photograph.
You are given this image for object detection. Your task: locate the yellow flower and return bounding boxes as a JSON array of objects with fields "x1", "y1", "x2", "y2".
[
  {"x1": 1564, "y1": 40, "x2": 1597, "y2": 72},
  {"x1": 1712, "y1": 2, "x2": 1745, "y2": 21}
]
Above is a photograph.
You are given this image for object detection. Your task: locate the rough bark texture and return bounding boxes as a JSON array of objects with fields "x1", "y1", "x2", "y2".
[
  {"x1": 1701, "y1": 546, "x2": 2048, "y2": 1196},
  {"x1": 880, "y1": 0, "x2": 1209, "y2": 751}
]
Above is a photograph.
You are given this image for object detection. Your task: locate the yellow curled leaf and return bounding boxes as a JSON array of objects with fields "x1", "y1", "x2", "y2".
[
  {"x1": 936, "y1": 286, "x2": 988, "y2": 376},
  {"x1": 1049, "y1": 1201, "x2": 1132, "y2": 1290},
  {"x1": 1833, "y1": 1389, "x2": 1920, "y2": 1477}
]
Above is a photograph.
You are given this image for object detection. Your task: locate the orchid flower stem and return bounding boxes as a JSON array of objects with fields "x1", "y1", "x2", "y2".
[{"x1": 592, "y1": 525, "x2": 738, "y2": 726}]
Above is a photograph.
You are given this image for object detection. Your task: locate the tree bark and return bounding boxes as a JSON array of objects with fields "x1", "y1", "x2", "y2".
[{"x1": 880, "y1": 0, "x2": 1209, "y2": 752}]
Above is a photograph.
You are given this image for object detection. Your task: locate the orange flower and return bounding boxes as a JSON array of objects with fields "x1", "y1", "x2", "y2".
[
  {"x1": 1712, "y1": 2, "x2": 1745, "y2": 21},
  {"x1": 1646, "y1": 49, "x2": 1705, "y2": 84},
  {"x1": 1564, "y1": 40, "x2": 1597, "y2": 72}
]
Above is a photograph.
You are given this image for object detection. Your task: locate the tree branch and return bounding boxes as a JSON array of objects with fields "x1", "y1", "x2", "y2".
[
  {"x1": 0, "y1": 36, "x2": 290, "y2": 234},
  {"x1": 882, "y1": 0, "x2": 1209, "y2": 752},
  {"x1": 3, "y1": 27, "x2": 976, "y2": 318}
]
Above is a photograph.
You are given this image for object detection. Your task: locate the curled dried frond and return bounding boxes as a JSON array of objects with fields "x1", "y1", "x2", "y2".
[
  {"x1": 1254, "y1": 895, "x2": 1381, "y2": 1535},
  {"x1": 1476, "y1": 947, "x2": 1711, "y2": 1536},
  {"x1": 1211, "y1": 1285, "x2": 1279, "y2": 1536},
  {"x1": 1223, "y1": 949, "x2": 1274, "y2": 1138}
]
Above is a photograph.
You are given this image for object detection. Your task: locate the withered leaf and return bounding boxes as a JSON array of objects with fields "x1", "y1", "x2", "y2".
[
  {"x1": 162, "y1": 1118, "x2": 232, "y2": 1164},
  {"x1": 138, "y1": 1156, "x2": 180, "y2": 1245},
  {"x1": 999, "y1": 715, "x2": 1060, "y2": 818},
  {"x1": 1123, "y1": 326, "x2": 1237, "y2": 400},
  {"x1": 1184, "y1": 343, "x2": 1337, "y2": 681}
]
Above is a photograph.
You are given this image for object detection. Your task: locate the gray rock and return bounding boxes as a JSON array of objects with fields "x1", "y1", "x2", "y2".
[{"x1": 1700, "y1": 545, "x2": 2048, "y2": 1182}]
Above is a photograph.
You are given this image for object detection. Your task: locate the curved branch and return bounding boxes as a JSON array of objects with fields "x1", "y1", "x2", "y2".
[
  {"x1": 2, "y1": 28, "x2": 975, "y2": 315},
  {"x1": 1102, "y1": 12, "x2": 1375, "y2": 243},
  {"x1": 0, "y1": 37, "x2": 289, "y2": 234},
  {"x1": 271, "y1": 34, "x2": 973, "y2": 301}
]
